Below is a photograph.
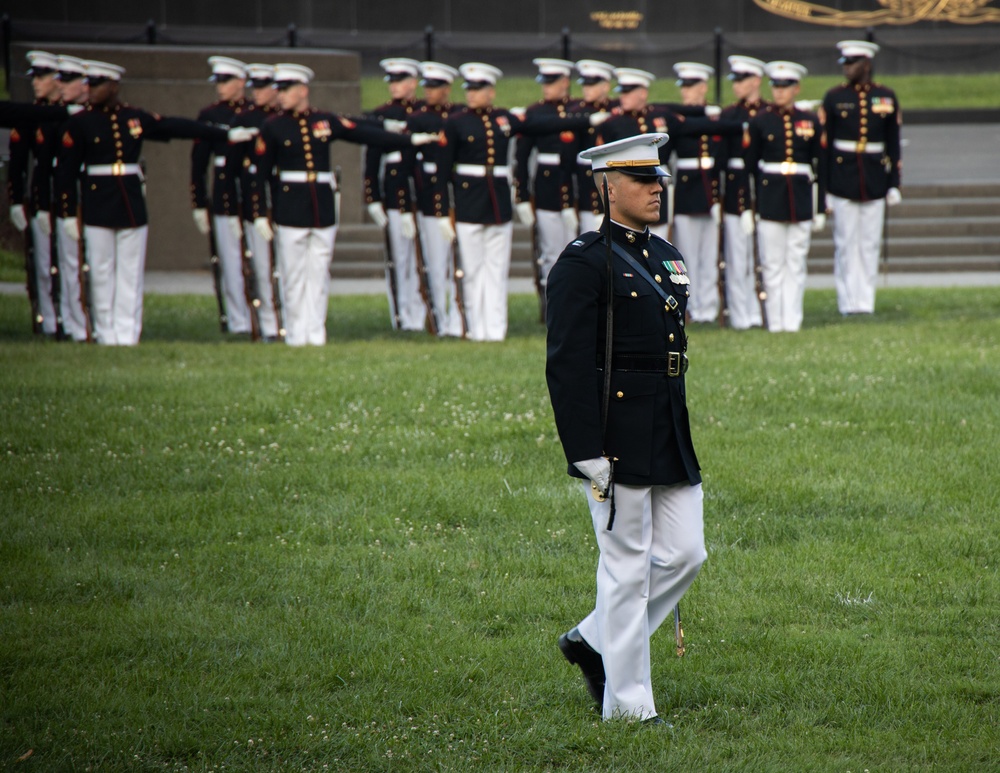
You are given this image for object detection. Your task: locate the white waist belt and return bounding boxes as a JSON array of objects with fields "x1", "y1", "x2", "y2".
[
  {"x1": 455, "y1": 164, "x2": 510, "y2": 178},
  {"x1": 383, "y1": 151, "x2": 404, "y2": 164},
  {"x1": 833, "y1": 139, "x2": 885, "y2": 154},
  {"x1": 86, "y1": 163, "x2": 142, "y2": 177},
  {"x1": 422, "y1": 162, "x2": 438, "y2": 174},
  {"x1": 676, "y1": 157, "x2": 715, "y2": 170},
  {"x1": 214, "y1": 157, "x2": 227, "y2": 168},
  {"x1": 727, "y1": 158, "x2": 746, "y2": 170},
  {"x1": 279, "y1": 171, "x2": 335, "y2": 185},
  {"x1": 759, "y1": 161, "x2": 814, "y2": 178},
  {"x1": 535, "y1": 153, "x2": 561, "y2": 166}
]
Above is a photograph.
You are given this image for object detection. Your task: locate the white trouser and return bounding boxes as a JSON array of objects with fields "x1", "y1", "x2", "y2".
[
  {"x1": 673, "y1": 213, "x2": 719, "y2": 323},
  {"x1": 723, "y1": 213, "x2": 763, "y2": 330},
  {"x1": 275, "y1": 225, "x2": 337, "y2": 346},
  {"x1": 418, "y1": 214, "x2": 465, "y2": 337},
  {"x1": 57, "y1": 217, "x2": 88, "y2": 341},
  {"x1": 214, "y1": 214, "x2": 251, "y2": 334},
  {"x1": 386, "y1": 209, "x2": 427, "y2": 332},
  {"x1": 576, "y1": 482, "x2": 706, "y2": 721},
  {"x1": 30, "y1": 214, "x2": 58, "y2": 334},
  {"x1": 829, "y1": 194, "x2": 885, "y2": 314},
  {"x1": 83, "y1": 225, "x2": 148, "y2": 346},
  {"x1": 579, "y1": 210, "x2": 602, "y2": 235},
  {"x1": 455, "y1": 221, "x2": 513, "y2": 342},
  {"x1": 535, "y1": 209, "x2": 577, "y2": 288},
  {"x1": 242, "y1": 220, "x2": 279, "y2": 339},
  {"x1": 757, "y1": 219, "x2": 811, "y2": 333}
]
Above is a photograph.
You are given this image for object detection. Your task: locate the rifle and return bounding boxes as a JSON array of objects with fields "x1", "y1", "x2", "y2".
[
  {"x1": 716, "y1": 203, "x2": 728, "y2": 329},
  {"x1": 77, "y1": 213, "x2": 95, "y2": 342},
  {"x1": 411, "y1": 207, "x2": 438, "y2": 335},
  {"x1": 268, "y1": 228, "x2": 286, "y2": 342},
  {"x1": 45, "y1": 212, "x2": 65, "y2": 339},
  {"x1": 747, "y1": 178, "x2": 769, "y2": 331},
  {"x1": 881, "y1": 195, "x2": 890, "y2": 288},
  {"x1": 529, "y1": 200, "x2": 545, "y2": 323},
  {"x1": 598, "y1": 174, "x2": 616, "y2": 532},
  {"x1": 239, "y1": 219, "x2": 262, "y2": 342},
  {"x1": 449, "y1": 215, "x2": 468, "y2": 339},
  {"x1": 207, "y1": 216, "x2": 228, "y2": 333},
  {"x1": 382, "y1": 214, "x2": 402, "y2": 330},
  {"x1": 23, "y1": 217, "x2": 42, "y2": 334}
]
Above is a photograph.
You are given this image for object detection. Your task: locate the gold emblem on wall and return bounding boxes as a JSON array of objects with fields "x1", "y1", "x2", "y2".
[
  {"x1": 753, "y1": 0, "x2": 1000, "y2": 26},
  {"x1": 590, "y1": 11, "x2": 644, "y2": 29}
]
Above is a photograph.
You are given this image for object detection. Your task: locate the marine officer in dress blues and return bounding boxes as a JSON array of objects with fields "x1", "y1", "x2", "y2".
[
  {"x1": 191, "y1": 56, "x2": 251, "y2": 335},
  {"x1": 250, "y1": 63, "x2": 439, "y2": 346},
  {"x1": 547, "y1": 133, "x2": 705, "y2": 725},
  {"x1": 570, "y1": 59, "x2": 618, "y2": 234},
  {"x1": 821, "y1": 40, "x2": 902, "y2": 315},
  {"x1": 744, "y1": 61, "x2": 826, "y2": 333},
  {"x1": 719, "y1": 55, "x2": 768, "y2": 330},
  {"x1": 364, "y1": 57, "x2": 428, "y2": 332}
]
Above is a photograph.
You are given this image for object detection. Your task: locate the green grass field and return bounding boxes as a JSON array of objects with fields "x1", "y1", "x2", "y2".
[
  {"x1": 2, "y1": 287, "x2": 999, "y2": 771},
  {"x1": 361, "y1": 73, "x2": 1000, "y2": 112}
]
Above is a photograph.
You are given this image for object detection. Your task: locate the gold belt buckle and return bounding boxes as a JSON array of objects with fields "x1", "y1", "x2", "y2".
[
  {"x1": 111, "y1": 160, "x2": 126, "y2": 176},
  {"x1": 780, "y1": 161, "x2": 795, "y2": 175},
  {"x1": 700, "y1": 156, "x2": 712, "y2": 170},
  {"x1": 857, "y1": 139, "x2": 867, "y2": 152},
  {"x1": 306, "y1": 171, "x2": 317, "y2": 182},
  {"x1": 667, "y1": 352, "x2": 680, "y2": 377}
]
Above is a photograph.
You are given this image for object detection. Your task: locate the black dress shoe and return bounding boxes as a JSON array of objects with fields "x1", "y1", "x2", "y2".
[
  {"x1": 558, "y1": 632, "x2": 606, "y2": 709},
  {"x1": 642, "y1": 716, "x2": 674, "y2": 729}
]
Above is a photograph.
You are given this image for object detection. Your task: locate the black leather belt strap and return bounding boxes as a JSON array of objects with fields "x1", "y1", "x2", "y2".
[{"x1": 609, "y1": 352, "x2": 688, "y2": 376}]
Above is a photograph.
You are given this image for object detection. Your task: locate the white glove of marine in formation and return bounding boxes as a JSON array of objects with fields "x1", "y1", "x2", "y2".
[
  {"x1": 588, "y1": 111, "x2": 611, "y2": 127},
  {"x1": 811, "y1": 212, "x2": 827, "y2": 233},
  {"x1": 33, "y1": 210, "x2": 52, "y2": 237},
  {"x1": 561, "y1": 207, "x2": 579, "y2": 234},
  {"x1": 61, "y1": 217, "x2": 80, "y2": 242},
  {"x1": 410, "y1": 132, "x2": 440, "y2": 146},
  {"x1": 710, "y1": 202, "x2": 722, "y2": 225},
  {"x1": 399, "y1": 211, "x2": 417, "y2": 240},
  {"x1": 437, "y1": 216, "x2": 456, "y2": 243},
  {"x1": 382, "y1": 118, "x2": 408, "y2": 133},
  {"x1": 740, "y1": 209, "x2": 756, "y2": 236},
  {"x1": 253, "y1": 217, "x2": 273, "y2": 242},
  {"x1": 227, "y1": 216, "x2": 243, "y2": 241},
  {"x1": 192, "y1": 208, "x2": 210, "y2": 236},
  {"x1": 515, "y1": 201, "x2": 535, "y2": 227},
  {"x1": 704, "y1": 105, "x2": 722, "y2": 119},
  {"x1": 367, "y1": 202, "x2": 389, "y2": 228},
  {"x1": 227, "y1": 126, "x2": 258, "y2": 143},
  {"x1": 886, "y1": 187, "x2": 902, "y2": 207},
  {"x1": 9, "y1": 204, "x2": 28, "y2": 232},
  {"x1": 573, "y1": 457, "x2": 611, "y2": 495}
]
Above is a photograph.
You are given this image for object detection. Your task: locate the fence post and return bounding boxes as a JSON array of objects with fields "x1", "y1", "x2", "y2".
[
  {"x1": 713, "y1": 27, "x2": 723, "y2": 105},
  {"x1": 2, "y1": 14, "x2": 11, "y2": 94},
  {"x1": 562, "y1": 27, "x2": 571, "y2": 62},
  {"x1": 287, "y1": 23, "x2": 298, "y2": 48},
  {"x1": 425, "y1": 25, "x2": 434, "y2": 61},
  {"x1": 146, "y1": 19, "x2": 157, "y2": 45}
]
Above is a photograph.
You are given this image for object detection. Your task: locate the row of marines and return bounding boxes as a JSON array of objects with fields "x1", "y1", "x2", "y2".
[{"x1": 5, "y1": 40, "x2": 900, "y2": 344}]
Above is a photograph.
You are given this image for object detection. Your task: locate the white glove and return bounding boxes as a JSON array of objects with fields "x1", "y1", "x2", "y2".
[
  {"x1": 561, "y1": 207, "x2": 579, "y2": 233},
  {"x1": 367, "y1": 202, "x2": 389, "y2": 228},
  {"x1": 705, "y1": 105, "x2": 721, "y2": 119},
  {"x1": 410, "y1": 132, "x2": 440, "y2": 146},
  {"x1": 227, "y1": 216, "x2": 243, "y2": 241},
  {"x1": 62, "y1": 217, "x2": 80, "y2": 242},
  {"x1": 886, "y1": 187, "x2": 902, "y2": 207},
  {"x1": 515, "y1": 201, "x2": 535, "y2": 226},
  {"x1": 437, "y1": 216, "x2": 456, "y2": 243},
  {"x1": 740, "y1": 209, "x2": 756, "y2": 236},
  {"x1": 253, "y1": 217, "x2": 273, "y2": 242},
  {"x1": 227, "y1": 126, "x2": 258, "y2": 143},
  {"x1": 811, "y1": 212, "x2": 827, "y2": 233},
  {"x1": 710, "y1": 202, "x2": 721, "y2": 225},
  {"x1": 399, "y1": 211, "x2": 417, "y2": 240},
  {"x1": 66, "y1": 104, "x2": 84, "y2": 115},
  {"x1": 383, "y1": 118, "x2": 407, "y2": 133},
  {"x1": 10, "y1": 205, "x2": 28, "y2": 232},
  {"x1": 589, "y1": 111, "x2": 611, "y2": 127},
  {"x1": 573, "y1": 457, "x2": 611, "y2": 495},
  {"x1": 509, "y1": 107, "x2": 527, "y2": 119},
  {"x1": 33, "y1": 210, "x2": 52, "y2": 237},
  {"x1": 192, "y1": 208, "x2": 210, "y2": 235}
]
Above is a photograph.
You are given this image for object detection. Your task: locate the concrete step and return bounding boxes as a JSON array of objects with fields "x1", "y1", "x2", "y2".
[
  {"x1": 895, "y1": 182, "x2": 1000, "y2": 199},
  {"x1": 805, "y1": 255, "x2": 1000, "y2": 274},
  {"x1": 888, "y1": 198, "x2": 1000, "y2": 218},
  {"x1": 807, "y1": 235, "x2": 1000, "y2": 259}
]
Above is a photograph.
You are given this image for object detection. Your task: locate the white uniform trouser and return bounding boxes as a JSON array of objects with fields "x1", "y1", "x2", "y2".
[
  {"x1": 579, "y1": 210, "x2": 602, "y2": 235},
  {"x1": 829, "y1": 194, "x2": 885, "y2": 314},
  {"x1": 386, "y1": 209, "x2": 427, "y2": 332},
  {"x1": 757, "y1": 219, "x2": 811, "y2": 333},
  {"x1": 30, "y1": 214, "x2": 58, "y2": 334},
  {"x1": 418, "y1": 214, "x2": 464, "y2": 337},
  {"x1": 576, "y1": 482, "x2": 706, "y2": 721},
  {"x1": 214, "y1": 214, "x2": 251, "y2": 334},
  {"x1": 673, "y1": 213, "x2": 719, "y2": 323},
  {"x1": 455, "y1": 221, "x2": 513, "y2": 342},
  {"x1": 242, "y1": 220, "x2": 279, "y2": 339},
  {"x1": 83, "y1": 225, "x2": 148, "y2": 346},
  {"x1": 57, "y1": 217, "x2": 88, "y2": 341},
  {"x1": 535, "y1": 209, "x2": 577, "y2": 289},
  {"x1": 274, "y1": 225, "x2": 337, "y2": 346},
  {"x1": 723, "y1": 213, "x2": 763, "y2": 330}
]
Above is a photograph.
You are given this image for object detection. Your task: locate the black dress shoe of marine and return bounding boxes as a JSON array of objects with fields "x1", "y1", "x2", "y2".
[
  {"x1": 558, "y1": 632, "x2": 606, "y2": 709},
  {"x1": 642, "y1": 716, "x2": 674, "y2": 729}
]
